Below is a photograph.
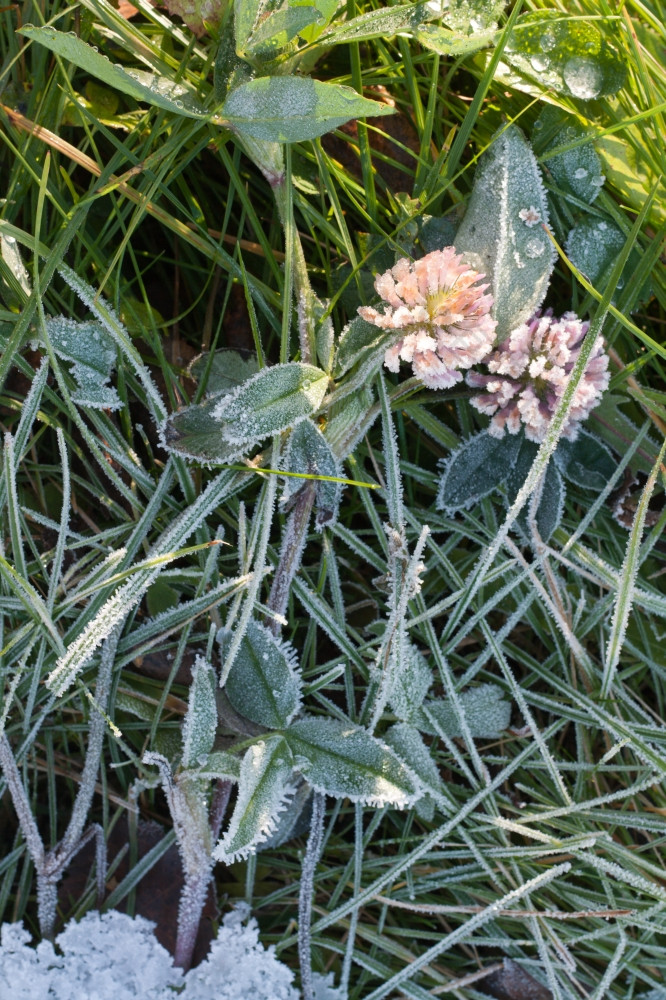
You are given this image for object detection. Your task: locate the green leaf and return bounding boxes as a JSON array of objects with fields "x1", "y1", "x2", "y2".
[
  {"x1": 454, "y1": 124, "x2": 556, "y2": 339},
  {"x1": 334, "y1": 315, "x2": 392, "y2": 379},
  {"x1": 436, "y1": 431, "x2": 522, "y2": 512},
  {"x1": 221, "y1": 76, "x2": 395, "y2": 143},
  {"x1": 565, "y1": 216, "x2": 650, "y2": 305},
  {"x1": 213, "y1": 735, "x2": 294, "y2": 862},
  {"x1": 45, "y1": 317, "x2": 121, "y2": 410},
  {"x1": 189, "y1": 348, "x2": 259, "y2": 398},
  {"x1": 388, "y1": 644, "x2": 433, "y2": 723},
  {"x1": 506, "y1": 438, "x2": 565, "y2": 542},
  {"x1": 317, "y1": 2, "x2": 430, "y2": 44},
  {"x1": 505, "y1": 11, "x2": 626, "y2": 99},
  {"x1": 414, "y1": 24, "x2": 494, "y2": 56},
  {"x1": 554, "y1": 428, "x2": 616, "y2": 491},
  {"x1": 224, "y1": 620, "x2": 302, "y2": 729},
  {"x1": 282, "y1": 419, "x2": 342, "y2": 530},
  {"x1": 537, "y1": 110, "x2": 606, "y2": 204},
  {"x1": 214, "y1": 361, "x2": 329, "y2": 442},
  {"x1": 244, "y1": 5, "x2": 323, "y2": 55},
  {"x1": 443, "y1": 0, "x2": 506, "y2": 32},
  {"x1": 161, "y1": 395, "x2": 253, "y2": 465},
  {"x1": 285, "y1": 716, "x2": 422, "y2": 807},
  {"x1": 182, "y1": 656, "x2": 218, "y2": 768},
  {"x1": 419, "y1": 684, "x2": 511, "y2": 738},
  {"x1": 383, "y1": 722, "x2": 445, "y2": 821},
  {"x1": 324, "y1": 384, "x2": 376, "y2": 460},
  {"x1": 194, "y1": 750, "x2": 241, "y2": 782},
  {"x1": 19, "y1": 26, "x2": 207, "y2": 118}
]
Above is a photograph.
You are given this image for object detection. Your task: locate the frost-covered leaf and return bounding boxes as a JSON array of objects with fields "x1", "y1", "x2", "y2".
[
  {"x1": 164, "y1": 0, "x2": 227, "y2": 34},
  {"x1": 214, "y1": 735, "x2": 294, "y2": 863},
  {"x1": 225, "y1": 620, "x2": 302, "y2": 729},
  {"x1": 324, "y1": 384, "x2": 376, "y2": 460},
  {"x1": 259, "y1": 777, "x2": 312, "y2": 849},
  {"x1": 221, "y1": 77, "x2": 394, "y2": 143},
  {"x1": 565, "y1": 215, "x2": 650, "y2": 305},
  {"x1": 554, "y1": 428, "x2": 616, "y2": 491},
  {"x1": 334, "y1": 315, "x2": 393, "y2": 379},
  {"x1": 454, "y1": 124, "x2": 556, "y2": 339},
  {"x1": 505, "y1": 11, "x2": 626, "y2": 99},
  {"x1": 213, "y1": 362, "x2": 329, "y2": 443},
  {"x1": 285, "y1": 716, "x2": 421, "y2": 807},
  {"x1": 436, "y1": 431, "x2": 522, "y2": 512},
  {"x1": 182, "y1": 656, "x2": 218, "y2": 768},
  {"x1": 506, "y1": 438, "x2": 565, "y2": 542},
  {"x1": 388, "y1": 644, "x2": 432, "y2": 723},
  {"x1": 189, "y1": 348, "x2": 259, "y2": 398},
  {"x1": 45, "y1": 317, "x2": 121, "y2": 410},
  {"x1": 282, "y1": 419, "x2": 342, "y2": 530},
  {"x1": 419, "y1": 684, "x2": 511, "y2": 738},
  {"x1": 194, "y1": 750, "x2": 241, "y2": 782},
  {"x1": 19, "y1": 26, "x2": 206, "y2": 118},
  {"x1": 161, "y1": 396, "x2": 254, "y2": 464},
  {"x1": 537, "y1": 110, "x2": 606, "y2": 204},
  {"x1": 1, "y1": 234, "x2": 31, "y2": 305},
  {"x1": 383, "y1": 722, "x2": 443, "y2": 821}
]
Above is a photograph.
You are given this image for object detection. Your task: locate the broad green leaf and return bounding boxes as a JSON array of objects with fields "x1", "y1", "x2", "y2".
[
  {"x1": 537, "y1": 110, "x2": 606, "y2": 204},
  {"x1": 324, "y1": 384, "x2": 376, "y2": 460},
  {"x1": 504, "y1": 12, "x2": 626, "y2": 99},
  {"x1": 160, "y1": 396, "x2": 253, "y2": 464},
  {"x1": 45, "y1": 317, "x2": 121, "y2": 410},
  {"x1": 182, "y1": 656, "x2": 218, "y2": 768},
  {"x1": 244, "y1": 5, "x2": 323, "y2": 55},
  {"x1": 383, "y1": 722, "x2": 444, "y2": 822},
  {"x1": 19, "y1": 26, "x2": 207, "y2": 118},
  {"x1": 260, "y1": 778, "x2": 313, "y2": 849},
  {"x1": 282, "y1": 419, "x2": 342, "y2": 530},
  {"x1": 419, "y1": 684, "x2": 511, "y2": 738},
  {"x1": 214, "y1": 361, "x2": 329, "y2": 443},
  {"x1": 414, "y1": 24, "x2": 494, "y2": 56},
  {"x1": 334, "y1": 315, "x2": 392, "y2": 379},
  {"x1": 225, "y1": 620, "x2": 302, "y2": 729},
  {"x1": 285, "y1": 716, "x2": 421, "y2": 807},
  {"x1": 234, "y1": 0, "x2": 263, "y2": 53},
  {"x1": 388, "y1": 644, "x2": 432, "y2": 723},
  {"x1": 454, "y1": 124, "x2": 556, "y2": 339},
  {"x1": 554, "y1": 428, "x2": 616, "y2": 491},
  {"x1": 194, "y1": 750, "x2": 241, "y2": 782},
  {"x1": 213, "y1": 735, "x2": 294, "y2": 862},
  {"x1": 189, "y1": 348, "x2": 259, "y2": 398},
  {"x1": 221, "y1": 76, "x2": 394, "y2": 143},
  {"x1": 442, "y1": 0, "x2": 506, "y2": 32},
  {"x1": 565, "y1": 216, "x2": 650, "y2": 305},
  {"x1": 317, "y1": 2, "x2": 430, "y2": 44},
  {"x1": 506, "y1": 437, "x2": 565, "y2": 542},
  {"x1": 436, "y1": 431, "x2": 522, "y2": 512}
]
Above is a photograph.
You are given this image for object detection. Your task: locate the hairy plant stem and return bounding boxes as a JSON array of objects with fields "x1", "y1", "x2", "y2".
[
  {"x1": 0, "y1": 629, "x2": 119, "y2": 939},
  {"x1": 267, "y1": 482, "x2": 316, "y2": 634},
  {"x1": 298, "y1": 791, "x2": 326, "y2": 1000}
]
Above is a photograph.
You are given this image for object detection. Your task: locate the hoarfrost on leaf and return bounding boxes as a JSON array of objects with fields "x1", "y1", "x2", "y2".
[
  {"x1": 224, "y1": 620, "x2": 302, "y2": 730},
  {"x1": 418, "y1": 683, "x2": 511, "y2": 738}
]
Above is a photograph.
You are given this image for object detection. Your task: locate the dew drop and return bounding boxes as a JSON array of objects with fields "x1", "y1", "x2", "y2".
[
  {"x1": 525, "y1": 239, "x2": 545, "y2": 258},
  {"x1": 574, "y1": 167, "x2": 589, "y2": 179},
  {"x1": 591, "y1": 175, "x2": 605, "y2": 187},
  {"x1": 540, "y1": 30, "x2": 557, "y2": 51},
  {"x1": 302, "y1": 379, "x2": 311, "y2": 390},
  {"x1": 530, "y1": 55, "x2": 549, "y2": 72},
  {"x1": 562, "y1": 56, "x2": 603, "y2": 99},
  {"x1": 175, "y1": 100, "x2": 184, "y2": 109},
  {"x1": 598, "y1": 222, "x2": 608, "y2": 231}
]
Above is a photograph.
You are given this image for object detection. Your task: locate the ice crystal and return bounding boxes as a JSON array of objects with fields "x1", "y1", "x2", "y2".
[
  {"x1": 467, "y1": 310, "x2": 609, "y2": 442},
  {"x1": 357, "y1": 248, "x2": 496, "y2": 389},
  {"x1": 518, "y1": 205, "x2": 542, "y2": 227},
  {"x1": 0, "y1": 909, "x2": 299, "y2": 1000}
]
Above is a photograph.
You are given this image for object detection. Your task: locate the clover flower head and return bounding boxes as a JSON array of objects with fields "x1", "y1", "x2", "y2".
[
  {"x1": 357, "y1": 248, "x2": 497, "y2": 389},
  {"x1": 467, "y1": 309, "x2": 610, "y2": 442}
]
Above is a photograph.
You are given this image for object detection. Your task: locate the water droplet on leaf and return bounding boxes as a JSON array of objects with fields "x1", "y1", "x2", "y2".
[{"x1": 563, "y1": 56, "x2": 603, "y2": 99}]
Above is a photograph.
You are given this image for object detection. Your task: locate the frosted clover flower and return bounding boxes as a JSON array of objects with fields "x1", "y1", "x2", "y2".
[
  {"x1": 357, "y1": 248, "x2": 496, "y2": 389},
  {"x1": 467, "y1": 310, "x2": 610, "y2": 442}
]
